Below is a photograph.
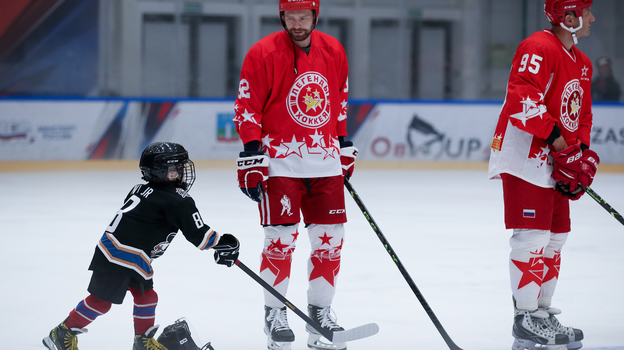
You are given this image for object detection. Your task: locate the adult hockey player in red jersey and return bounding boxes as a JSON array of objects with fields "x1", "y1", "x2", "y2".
[
  {"x1": 43, "y1": 142, "x2": 240, "y2": 350},
  {"x1": 489, "y1": 1, "x2": 600, "y2": 349},
  {"x1": 233, "y1": 1, "x2": 356, "y2": 349}
]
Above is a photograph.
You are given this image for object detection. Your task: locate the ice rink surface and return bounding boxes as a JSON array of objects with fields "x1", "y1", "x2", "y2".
[{"x1": 1, "y1": 164, "x2": 623, "y2": 350}]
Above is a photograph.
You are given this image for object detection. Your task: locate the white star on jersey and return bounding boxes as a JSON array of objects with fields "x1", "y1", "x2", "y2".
[
  {"x1": 309, "y1": 129, "x2": 325, "y2": 147},
  {"x1": 241, "y1": 109, "x2": 258, "y2": 125},
  {"x1": 510, "y1": 96, "x2": 547, "y2": 126},
  {"x1": 283, "y1": 136, "x2": 306, "y2": 158},
  {"x1": 262, "y1": 134, "x2": 274, "y2": 151}
]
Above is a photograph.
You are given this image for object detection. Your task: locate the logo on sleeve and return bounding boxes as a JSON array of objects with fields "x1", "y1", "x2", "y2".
[
  {"x1": 560, "y1": 79, "x2": 583, "y2": 132},
  {"x1": 286, "y1": 72, "x2": 331, "y2": 129}
]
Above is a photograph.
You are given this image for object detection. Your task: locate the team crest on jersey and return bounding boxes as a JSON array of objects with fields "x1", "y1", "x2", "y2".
[
  {"x1": 151, "y1": 232, "x2": 177, "y2": 259},
  {"x1": 560, "y1": 79, "x2": 583, "y2": 132},
  {"x1": 286, "y1": 71, "x2": 331, "y2": 129}
]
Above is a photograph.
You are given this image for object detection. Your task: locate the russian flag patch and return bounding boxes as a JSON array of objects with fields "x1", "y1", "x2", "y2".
[{"x1": 523, "y1": 209, "x2": 536, "y2": 218}]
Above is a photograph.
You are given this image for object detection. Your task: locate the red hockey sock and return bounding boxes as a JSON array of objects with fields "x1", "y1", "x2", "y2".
[
  {"x1": 130, "y1": 287, "x2": 158, "y2": 335},
  {"x1": 65, "y1": 294, "x2": 112, "y2": 329}
]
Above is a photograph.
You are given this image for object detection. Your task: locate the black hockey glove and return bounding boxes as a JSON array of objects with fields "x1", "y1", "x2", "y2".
[{"x1": 213, "y1": 233, "x2": 240, "y2": 267}]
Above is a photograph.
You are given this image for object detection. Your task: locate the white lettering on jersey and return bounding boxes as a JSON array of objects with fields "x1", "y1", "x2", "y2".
[
  {"x1": 286, "y1": 71, "x2": 331, "y2": 129},
  {"x1": 518, "y1": 54, "x2": 543, "y2": 74},
  {"x1": 560, "y1": 79, "x2": 583, "y2": 132},
  {"x1": 192, "y1": 212, "x2": 205, "y2": 229},
  {"x1": 107, "y1": 195, "x2": 141, "y2": 233},
  {"x1": 140, "y1": 187, "x2": 154, "y2": 198},
  {"x1": 238, "y1": 79, "x2": 251, "y2": 99}
]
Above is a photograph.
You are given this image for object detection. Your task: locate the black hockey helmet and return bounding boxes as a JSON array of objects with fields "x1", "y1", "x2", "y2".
[{"x1": 139, "y1": 142, "x2": 196, "y2": 193}]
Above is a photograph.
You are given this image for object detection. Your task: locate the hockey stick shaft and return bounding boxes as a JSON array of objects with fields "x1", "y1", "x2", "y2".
[
  {"x1": 344, "y1": 178, "x2": 463, "y2": 350},
  {"x1": 581, "y1": 186, "x2": 624, "y2": 226},
  {"x1": 234, "y1": 259, "x2": 335, "y2": 341}
]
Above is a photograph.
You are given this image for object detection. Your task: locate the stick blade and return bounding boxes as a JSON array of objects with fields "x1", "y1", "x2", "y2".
[{"x1": 331, "y1": 323, "x2": 379, "y2": 343}]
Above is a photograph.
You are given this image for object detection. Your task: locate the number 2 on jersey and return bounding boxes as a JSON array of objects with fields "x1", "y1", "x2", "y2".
[{"x1": 518, "y1": 54, "x2": 543, "y2": 74}]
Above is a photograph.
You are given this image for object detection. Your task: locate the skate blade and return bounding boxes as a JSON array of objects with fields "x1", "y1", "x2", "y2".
[
  {"x1": 512, "y1": 338, "x2": 567, "y2": 350},
  {"x1": 267, "y1": 337, "x2": 292, "y2": 350},
  {"x1": 567, "y1": 341, "x2": 583, "y2": 350},
  {"x1": 42, "y1": 337, "x2": 57, "y2": 350},
  {"x1": 307, "y1": 334, "x2": 347, "y2": 350}
]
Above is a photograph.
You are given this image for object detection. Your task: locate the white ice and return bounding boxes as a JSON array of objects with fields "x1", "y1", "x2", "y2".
[{"x1": 1, "y1": 165, "x2": 623, "y2": 350}]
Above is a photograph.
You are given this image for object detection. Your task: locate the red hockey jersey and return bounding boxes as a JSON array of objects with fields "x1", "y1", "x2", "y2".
[
  {"x1": 234, "y1": 30, "x2": 349, "y2": 178},
  {"x1": 489, "y1": 29, "x2": 593, "y2": 188}
]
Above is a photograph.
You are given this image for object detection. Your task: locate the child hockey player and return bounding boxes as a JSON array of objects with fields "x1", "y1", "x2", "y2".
[{"x1": 43, "y1": 142, "x2": 240, "y2": 350}]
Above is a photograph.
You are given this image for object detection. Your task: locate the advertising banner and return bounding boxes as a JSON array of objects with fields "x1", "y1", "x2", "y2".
[
  {"x1": 351, "y1": 102, "x2": 624, "y2": 164},
  {"x1": 351, "y1": 102, "x2": 499, "y2": 162},
  {"x1": 1, "y1": 99, "x2": 623, "y2": 164}
]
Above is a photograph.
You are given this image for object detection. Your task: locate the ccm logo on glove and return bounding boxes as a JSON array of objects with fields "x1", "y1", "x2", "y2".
[{"x1": 238, "y1": 157, "x2": 266, "y2": 167}]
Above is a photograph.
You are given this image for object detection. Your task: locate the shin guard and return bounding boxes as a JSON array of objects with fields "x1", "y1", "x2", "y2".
[
  {"x1": 307, "y1": 223, "x2": 345, "y2": 307},
  {"x1": 509, "y1": 229, "x2": 550, "y2": 310},
  {"x1": 261, "y1": 225, "x2": 298, "y2": 308},
  {"x1": 130, "y1": 287, "x2": 158, "y2": 335},
  {"x1": 539, "y1": 232, "x2": 568, "y2": 309},
  {"x1": 65, "y1": 294, "x2": 112, "y2": 329}
]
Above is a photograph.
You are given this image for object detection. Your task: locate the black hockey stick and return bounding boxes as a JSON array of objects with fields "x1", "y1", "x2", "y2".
[
  {"x1": 344, "y1": 178, "x2": 464, "y2": 350},
  {"x1": 581, "y1": 185, "x2": 624, "y2": 226},
  {"x1": 234, "y1": 259, "x2": 379, "y2": 343}
]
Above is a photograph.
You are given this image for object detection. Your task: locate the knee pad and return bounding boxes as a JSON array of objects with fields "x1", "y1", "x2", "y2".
[
  {"x1": 130, "y1": 287, "x2": 158, "y2": 317},
  {"x1": 261, "y1": 225, "x2": 299, "y2": 307},
  {"x1": 307, "y1": 224, "x2": 345, "y2": 252},
  {"x1": 509, "y1": 229, "x2": 550, "y2": 253},
  {"x1": 263, "y1": 224, "x2": 298, "y2": 257},
  {"x1": 130, "y1": 288, "x2": 158, "y2": 334},
  {"x1": 546, "y1": 231, "x2": 569, "y2": 252}
]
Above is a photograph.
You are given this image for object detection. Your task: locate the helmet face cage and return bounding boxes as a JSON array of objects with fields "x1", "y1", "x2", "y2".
[
  {"x1": 178, "y1": 159, "x2": 196, "y2": 193},
  {"x1": 544, "y1": 0, "x2": 592, "y2": 24},
  {"x1": 139, "y1": 142, "x2": 196, "y2": 194}
]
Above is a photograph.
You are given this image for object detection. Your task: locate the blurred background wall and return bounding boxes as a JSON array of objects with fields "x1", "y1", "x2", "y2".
[
  {"x1": 1, "y1": 0, "x2": 623, "y2": 164},
  {"x1": 1, "y1": 0, "x2": 623, "y2": 101}
]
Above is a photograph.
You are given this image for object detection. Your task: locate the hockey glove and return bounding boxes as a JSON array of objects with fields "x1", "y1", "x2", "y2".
[
  {"x1": 237, "y1": 151, "x2": 269, "y2": 202},
  {"x1": 558, "y1": 149, "x2": 601, "y2": 200},
  {"x1": 552, "y1": 143, "x2": 582, "y2": 193},
  {"x1": 213, "y1": 233, "x2": 240, "y2": 267},
  {"x1": 340, "y1": 141, "x2": 358, "y2": 179},
  {"x1": 579, "y1": 149, "x2": 599, "y2": 189}
]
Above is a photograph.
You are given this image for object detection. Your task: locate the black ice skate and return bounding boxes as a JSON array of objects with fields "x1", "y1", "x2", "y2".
[
  {"x1": 306, "y1": 304, "x2": 347, "y2": 350},
  {"x1": 541, "y1": 307, "x2": 584, "y2": 350},
  {"x1": 264, "y1": 306, "x2": 295, "y2": 350},
  {"x1": 42, "y1": 320, "x2": 87, "y2": 350},
  {"x1": 512, "y1": 309, "x2": 569, "y2": 350},
  {"x1": 133, "y1": 325, "x2": 167, "y2": 350}
]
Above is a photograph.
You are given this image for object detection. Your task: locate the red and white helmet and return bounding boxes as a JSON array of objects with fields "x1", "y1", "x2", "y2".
[
  {"x1": 279, "y1": 0, "x2": 320, "y2": 28},
  {"x1": 544, "y1": 0, "x2": 592, "y2": 24},
  {"x1": 279, "y1": 0, "x2": 319, "y2": 14},
  {"x1": 544, "y1": 0, "x2": 592, "y2": 44}
]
